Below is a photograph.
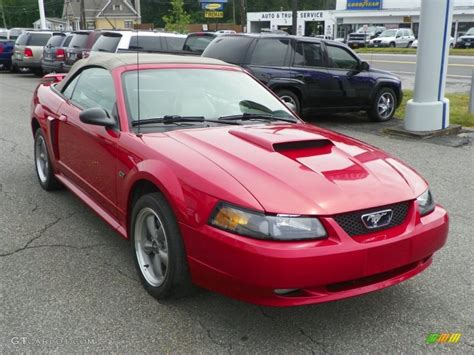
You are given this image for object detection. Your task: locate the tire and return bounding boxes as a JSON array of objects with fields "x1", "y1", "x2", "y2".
[
  {"x1": 131, "y1": 192, "x2": 194, "y2": 301},
  {"x1": 368, "y1": 87, "x2": 398, "y2": 122},
  {"x1": 408, "y1": 41, "x2": 413, "y2": 48},
  {"x1": 33, "y1": 68, "x2": 44, "y2": 77},
  {"x1": 276, "y1": 89, "x2": 301, "y2": 115},
  {"x1": 34, "y1": 129, "x2": 60, "y2": 190},
  {"x1": 390, "y1": 42, "x2": 396, "y2": 48}
]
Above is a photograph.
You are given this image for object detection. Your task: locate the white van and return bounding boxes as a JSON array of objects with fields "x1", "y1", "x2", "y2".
[{"x1": 90, "y1": 31, "x2": 186, "y2": 56}]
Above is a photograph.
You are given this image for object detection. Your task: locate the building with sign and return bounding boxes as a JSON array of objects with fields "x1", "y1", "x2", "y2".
[
  {"x1": 247, "y1": 0, "x2": 474, "y2": 40},
  {"x1": 247, "y1": 11, "x2": 335, "y2": 37},
  {"x1": 332, "y1": 0, "x2": 474, "y2": 40}
]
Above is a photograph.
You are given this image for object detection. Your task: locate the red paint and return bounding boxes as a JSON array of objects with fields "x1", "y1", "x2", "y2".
[{"x1": 31, "y1": 62, "x2": 449, "y2": 306}]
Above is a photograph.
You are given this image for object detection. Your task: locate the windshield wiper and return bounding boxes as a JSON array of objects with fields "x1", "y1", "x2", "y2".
[
  {"x1": 132, "y1": 115, "x2": 241, "y2": 127},
  {"x1": 218, "y1": 113, "x2": 298, "y2": 124}
]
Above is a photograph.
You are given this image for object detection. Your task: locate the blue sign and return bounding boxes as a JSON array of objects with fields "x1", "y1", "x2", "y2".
[
  {"x1": 201, "y1": 3, "x2": 224, "y2": 11},
  {"x1": 199, "y1": 0, "x2": 228, "y2": 3},
  {"x1": 347, "y1": 0, "x2": 383, "y2": 10}
]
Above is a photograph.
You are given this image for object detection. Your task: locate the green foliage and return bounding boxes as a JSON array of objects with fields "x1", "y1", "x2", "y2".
[
  {"x1": 162, "y1": 0, "x2": 191, "y2": 33},
  {"x1": 0, "y1": 0, "x2": 63, "y2": 28}
]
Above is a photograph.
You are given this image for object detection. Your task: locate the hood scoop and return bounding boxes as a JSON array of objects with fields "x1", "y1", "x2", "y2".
[{"x1": 229, "y1": 127, "x2": 333, "y2": 152}]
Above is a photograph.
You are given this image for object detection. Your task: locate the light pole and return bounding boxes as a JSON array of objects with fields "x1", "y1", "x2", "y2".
[
  {"x1": 38, "y1": 0, "x2": 47, "y2": 29},
  {"x1": 404, "y1": 0, "x2": 454, "y2": 131},
  {"x1": 292, "y1": 0, "x2": 298, "y2": 35}
]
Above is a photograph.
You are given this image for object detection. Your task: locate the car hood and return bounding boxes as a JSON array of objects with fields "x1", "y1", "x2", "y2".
[{"x1": 157, "y1": 124, "x2": 427, "y2": 215}]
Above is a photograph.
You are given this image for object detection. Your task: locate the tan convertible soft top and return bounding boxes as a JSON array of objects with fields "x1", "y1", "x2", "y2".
[{"x1": 55, "y1": 53, "x2": 235, "y2": 91}]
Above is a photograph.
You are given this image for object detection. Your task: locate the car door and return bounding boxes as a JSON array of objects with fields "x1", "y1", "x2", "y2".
[
  {"x1": 324, "y1": 44, "x2": 373, "y2": 109},
  {"x1": 396, "y1": 30, "x2": 407, "y2": 48},
  {"x1": 56, "y1": 67, "x2": 120, "y2": 218},
  {"x1": 290, "y1": 40, "x2": 334, "y2": 110}
]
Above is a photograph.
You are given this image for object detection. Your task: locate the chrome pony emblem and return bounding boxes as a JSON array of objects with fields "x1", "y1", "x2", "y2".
[{"x1": 361, "y1": 209, "x2": 393, "y2": 229}]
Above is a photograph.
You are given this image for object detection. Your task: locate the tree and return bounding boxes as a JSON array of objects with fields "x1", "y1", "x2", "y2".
[{"x1": 162, "y1": 0, "x2": 191, "y2": 33}]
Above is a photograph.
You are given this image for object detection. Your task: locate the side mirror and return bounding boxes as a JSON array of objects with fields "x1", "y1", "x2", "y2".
[
  {"x1": 79, "y1": 108, "x2": 115, "y2": 128},
  {"x1": 359, "y1": 61, "x2": 370, "y2": 71}
]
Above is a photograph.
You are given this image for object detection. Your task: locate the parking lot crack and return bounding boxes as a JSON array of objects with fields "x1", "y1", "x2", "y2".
[
  {"x1": 197, "y1": 320, "x2": 233, "y2": 354},
  {"x1": 258, "y1": 306, "x2": 276, "y2": 320},
  {"x1": 299, "y1": 328, "x2": 327, "y2": 354},
  {"x1": 0, "y1": 217, "x2": 62, "y2": 257}
]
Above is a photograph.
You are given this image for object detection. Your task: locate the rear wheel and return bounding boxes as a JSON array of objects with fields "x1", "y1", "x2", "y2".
[
  {"x1": 34, "y1": 129, "x2": 60, "y2": 190},
  {"x1": 276, "y1": 89, "x2": 301, "y2": 115},
  {"x1": 368, "y1": 87, "x2": 397, "y2": 122},
  {"x1": 131, "y1": 192, "x2": 194, "y2": 301}
]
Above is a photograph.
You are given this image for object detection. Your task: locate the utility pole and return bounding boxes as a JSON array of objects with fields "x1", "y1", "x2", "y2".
[
  {"x1": 240, "y1": 0, "x2": 246, "y2": 32},
  {"x1": 80, "y1": 0, "x2": 86, "y2": 30},
  {"x1": 232, "y1": 0, "x2": 236, "y2": 25},
  {"x1": 292, "y1": 0, "x2": 298, "y2": 35},
  {"x1": 0, "y1": 0, "x2": 7, "y2": 29},
  {"x1": 38, "y1": 0, "x2": 47, "y2": 29}
]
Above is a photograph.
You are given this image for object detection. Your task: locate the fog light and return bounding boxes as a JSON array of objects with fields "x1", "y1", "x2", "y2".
[{"x1": 274, "y1": 288, "x2": 299, "y2": 295}]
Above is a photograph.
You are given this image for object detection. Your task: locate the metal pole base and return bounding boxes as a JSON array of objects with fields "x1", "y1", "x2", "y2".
[{"x1": 405, "y1": 98, "x2": 450, "y2": 132}]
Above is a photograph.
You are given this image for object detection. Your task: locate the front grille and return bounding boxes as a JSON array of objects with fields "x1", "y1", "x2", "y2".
[{"x1": 333, "y1": 202, "x2": 410, "y2": 237}]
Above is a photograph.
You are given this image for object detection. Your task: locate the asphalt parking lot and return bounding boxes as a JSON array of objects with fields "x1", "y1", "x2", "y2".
[{"x1": 0, "y1": 71, "x2": 472, "y2": 353}]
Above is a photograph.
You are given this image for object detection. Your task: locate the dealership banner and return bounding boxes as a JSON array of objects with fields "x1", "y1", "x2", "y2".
[{"x1": 347, "y1": 0, "x2": 383, "y2": 10}]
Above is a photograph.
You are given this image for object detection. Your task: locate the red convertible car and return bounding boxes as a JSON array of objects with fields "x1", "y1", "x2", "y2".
[{"x1": 31, "y1": 54, "x2": 449, "y2": 307}]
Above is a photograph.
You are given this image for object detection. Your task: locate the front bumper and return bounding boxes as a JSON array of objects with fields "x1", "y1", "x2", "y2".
[
  {"x1": 181, "y1": 202, "x2": 448, "y2": 306},
  {"x1": 348, "y1": 41, "x2": 369, "y2": 48},
  {"x1": 455, "y1": 41, "x2": 472, "y2": 48},
  {"x1": 369, "y1": 42, "x2": 391, "y2": 48}
]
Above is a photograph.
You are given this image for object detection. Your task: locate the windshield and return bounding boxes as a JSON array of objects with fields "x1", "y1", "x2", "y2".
[
  {"x1": 356, "y1": 27, "x2": 376, "y2": 33},
  {"x1": 466, "y1": 28, "x2": 474, "y2": 35},
  {"x1": 123, "y1": 69, "x2": 295, "y2": 123},
  {"x1": 379, "y1": 30, "x2": 397, "y2": 38}
]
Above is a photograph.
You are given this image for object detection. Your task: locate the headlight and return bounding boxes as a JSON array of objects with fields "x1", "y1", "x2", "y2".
[
  {"x1": 416, "y1": 189, "x2": 435, "y2": 216},
  {"x1": 209, "y1": 203, "x2": 327, "y2": 241}
]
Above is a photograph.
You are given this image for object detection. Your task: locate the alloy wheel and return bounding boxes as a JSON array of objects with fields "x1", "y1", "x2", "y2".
[
  {"x1": 134, "y1": 207, "x2": 169, "y2": 287},
  {"x1": 377, "y1": 92, "x2": 395, "y2": 120},
  {"x1": 35, "y1": 135, "x2": 49, "y2": 183}
]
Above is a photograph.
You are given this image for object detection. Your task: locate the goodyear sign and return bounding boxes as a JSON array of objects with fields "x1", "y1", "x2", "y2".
[
  {"x1": 205, "y1": 11, "x2": 224, "y2": 19},
  {"x1": 347, "y1": 0, "x2": 383, "y2": 10},
  {"x1": 201, "y1": 3, "x2": 224, "y2": 11}
]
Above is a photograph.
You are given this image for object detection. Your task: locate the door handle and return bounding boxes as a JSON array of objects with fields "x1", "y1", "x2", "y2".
[
  {"x1": 58, "y1": 114, "x2": 68, "y2": 122},
  {"x1": 295, "y1": 74, "x2": 304, "y2": 81}
]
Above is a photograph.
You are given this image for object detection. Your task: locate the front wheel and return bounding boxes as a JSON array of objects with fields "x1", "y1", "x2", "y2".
[
  {"x1": 368, "y1": 88, "x2": 398, "y2": 122},
  {"x1": 34, "y1": 129, "x2": 60, "y2": 190},
  {"x1": 276, "y1": 89, "x2": 301, "y2": 115},
  {"x1": 390, "y1": 42, "x2": 396, "y2": 48},
  {"x1": 131, "y1": 192, "x2": 194, "y2": 301}
]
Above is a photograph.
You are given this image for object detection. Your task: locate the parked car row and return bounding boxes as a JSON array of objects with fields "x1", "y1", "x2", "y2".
[
  {"x1": 1, "y1": 29, "x2": 190, "y2": 76},
  {"x1": 346, "y1": 25, "x2": 474, "y2": 49},
  {"x1": 1, "y1": 29, "x2": 403, "y2": 122}
]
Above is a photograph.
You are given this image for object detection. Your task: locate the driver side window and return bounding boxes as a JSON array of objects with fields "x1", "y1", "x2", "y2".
[
  {"x1": 69, "y1": 67, "x2": 115, "y2": 114},
  {"x1": 326, "y1": 45, "x2": 359, "y2": 70}
]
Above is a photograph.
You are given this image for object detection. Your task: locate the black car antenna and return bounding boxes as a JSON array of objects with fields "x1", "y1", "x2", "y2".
[{"x1": 136, "y1": 29, "x2": 142, "y2": 137}]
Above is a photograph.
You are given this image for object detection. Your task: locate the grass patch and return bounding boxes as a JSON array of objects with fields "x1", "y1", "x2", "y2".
[
  {"x1": 354, "y1": 47, "x2": 474, "y2": 56},
  {"x1": 395, "y1": 90, "x2": 474, "y2": 127}
]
